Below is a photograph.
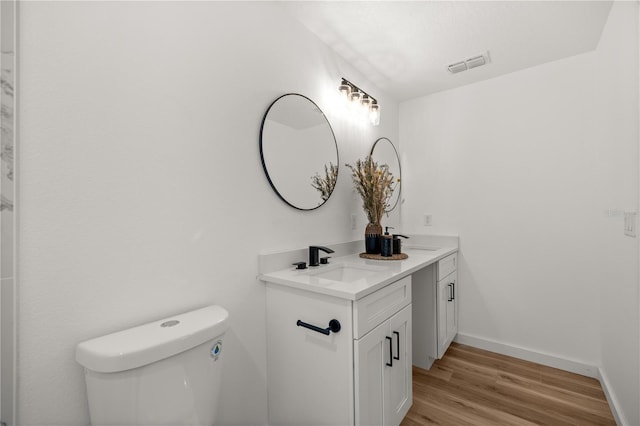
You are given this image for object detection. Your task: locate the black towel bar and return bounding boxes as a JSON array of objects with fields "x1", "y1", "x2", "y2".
[{"x1": 296, "y1": 319, "x2": 341, "y2": 335}]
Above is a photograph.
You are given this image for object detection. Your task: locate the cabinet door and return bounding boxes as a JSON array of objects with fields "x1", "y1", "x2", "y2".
[
  {"x1": 386, "y1": 304, "x2": 413, "y2": 426},
  {"x1": 437, "y1": 278, "x2": 449, "y2": 358},
  {"x1": 446, "y1": 275, "x2": 458, "y2": 342},
  {"x1": 354, "y1": 321, "x2": 388, "y2": 426},
  {"x1": 354, "y1": 305, "x2": 413, "y2": 426},
  {"x1": 437, "y1": 272, "x2": 458, "y2": 358}
]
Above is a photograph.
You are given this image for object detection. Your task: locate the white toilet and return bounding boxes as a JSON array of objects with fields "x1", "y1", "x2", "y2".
[{"x1": 76, "y1": 305, "x2": 229, "y2": 426}]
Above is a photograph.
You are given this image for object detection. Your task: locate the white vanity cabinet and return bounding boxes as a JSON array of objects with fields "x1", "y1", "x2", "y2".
[
  {"x1": 265, "y1": 276, "x2": 412, "y2": 426},
  {"x1": 413, "y1": 252, "x2": 458, "y2": 368}
]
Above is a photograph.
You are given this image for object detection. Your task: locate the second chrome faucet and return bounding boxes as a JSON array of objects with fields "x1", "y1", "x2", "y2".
[{"x1": 308, "y1": 246, "x2": 334, "y2": 267}]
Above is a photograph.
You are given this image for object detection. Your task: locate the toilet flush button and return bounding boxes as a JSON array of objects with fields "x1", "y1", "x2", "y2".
[
  {"x1": 161, "y1": 320, "x2": 180, "y2": 328},
  {"x1": 211, "y1": 340, "x2": 222, "y2": 361}
]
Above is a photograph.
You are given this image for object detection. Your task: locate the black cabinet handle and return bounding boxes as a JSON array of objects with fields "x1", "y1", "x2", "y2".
[
  {"x1": 448, "y1": 284, "x2": 453, "y2": 302},
  {"x1": 451, "y1": 282, "x2": 455, "y2": 300},
  {"x1": 393, "y1": 331, "x2": 400, "y2": 361},
  {"x1": 386, "y1": 336, "x2": 393, "y2": 367},
  {"x1": 296, "y1": 319, "x2": 341, "y2": 335}
]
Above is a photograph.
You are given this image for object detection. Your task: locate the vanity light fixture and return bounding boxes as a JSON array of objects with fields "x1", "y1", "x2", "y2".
[{"x1": 338, "y1": 78, "x2": 380, "y2": 126}]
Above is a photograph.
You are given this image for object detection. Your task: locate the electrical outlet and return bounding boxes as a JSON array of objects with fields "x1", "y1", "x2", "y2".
[
  {"x1": 351, "y1": 214, "x2": 357, "y2": 230},
  {"x1": 604, "y1": 208, "x2": 624, "y2": 217},
  {"x1": 624, "y1": 212, "x2": 636, "y2": 237},
  {"x1": 423, "y1": 214, "x2": 432, "y2": 226}
]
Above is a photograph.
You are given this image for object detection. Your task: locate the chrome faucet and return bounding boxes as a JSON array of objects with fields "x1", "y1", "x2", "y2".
[{"x1": 309, "y1": 246, "x2": 334, "y2": 267}]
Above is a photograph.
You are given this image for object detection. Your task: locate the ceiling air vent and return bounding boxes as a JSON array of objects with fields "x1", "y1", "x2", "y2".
[
  {"x1": 447, "y1": 61, "x2": 467, "y2": 74},
  {"x1": 447, "y1": 51, "x2": 490, "y2": 74},
  {"x1": 466, "y1": 55, "x2": 486, "y2": 69}
]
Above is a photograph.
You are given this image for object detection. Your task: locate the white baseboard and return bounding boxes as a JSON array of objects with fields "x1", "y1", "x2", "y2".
[
  {"x1": 597, "y1": 368, "x2": 627, "y2": 426},
  {"x1": 454, "y1": 333, "x2": 598, "y2": 378},
  {"x1": 454, "y1": 333, "x2": 627, "y2": 425}
]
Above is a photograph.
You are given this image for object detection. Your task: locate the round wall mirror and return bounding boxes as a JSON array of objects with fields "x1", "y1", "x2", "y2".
[
  {"x1": 370, "y1": 137, "x2": 401, "y2": 212},
  {"x1": 260, "y1": 94, "x2": 339, "y2": 210}
]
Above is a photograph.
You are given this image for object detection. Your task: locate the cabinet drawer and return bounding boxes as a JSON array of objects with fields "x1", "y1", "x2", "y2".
[
  {"x1": 353, "y1": 276, "x2": 411, "y2": 339},
  {"x1": 437, "y1": 253, "x2": 457, "y2": 281}
]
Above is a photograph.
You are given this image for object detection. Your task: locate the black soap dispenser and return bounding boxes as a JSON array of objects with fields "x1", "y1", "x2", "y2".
[
  {"x1": 381, "y1": 227, "x2": 394, "y2": 257},
  {"x1": 392, "y1": 234, "x2": 409, "y2": 255}
]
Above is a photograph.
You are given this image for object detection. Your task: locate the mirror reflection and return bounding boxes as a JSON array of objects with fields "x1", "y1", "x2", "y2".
[
  {"x1": 260, "y1": 94, "x2": 339, "y2": 210},
  {"x1": 370, "y1": 137, "x2": 401, "y2": 212}
]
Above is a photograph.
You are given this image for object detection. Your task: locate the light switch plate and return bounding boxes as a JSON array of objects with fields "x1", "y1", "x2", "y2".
[{"x1": 423, "y1": 214, "x2": 432, "y2": 226}]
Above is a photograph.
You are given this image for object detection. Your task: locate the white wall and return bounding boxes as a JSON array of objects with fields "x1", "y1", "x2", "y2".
[
  {"x1": 400, "y1": 1, "x2": 638, "y2": 424},
  {"x1": 598, "y1": 3, "x2": 640, "y2": 425},
  {"x1": 16, "y1": 2, "x2": 398, "y2": 424}
]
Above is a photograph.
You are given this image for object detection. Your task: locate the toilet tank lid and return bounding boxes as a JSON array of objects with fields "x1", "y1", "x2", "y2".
[{"x1": 75, "y1": 305, "x2": 229, "y2": 373}]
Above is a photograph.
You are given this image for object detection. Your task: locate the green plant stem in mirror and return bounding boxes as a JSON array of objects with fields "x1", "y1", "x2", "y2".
[{"x1": 311, "y1": 162, "x2": 338, "y2": 202}]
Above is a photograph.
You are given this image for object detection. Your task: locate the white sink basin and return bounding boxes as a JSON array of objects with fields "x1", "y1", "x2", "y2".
[{"x1": 307, "y1": 263, "x2": 386, "y2": 283}]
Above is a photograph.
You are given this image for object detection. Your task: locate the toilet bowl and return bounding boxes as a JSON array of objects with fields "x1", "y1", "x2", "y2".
[{"x1": 76, "y1": 305, "x2": 229, "y2": 426}]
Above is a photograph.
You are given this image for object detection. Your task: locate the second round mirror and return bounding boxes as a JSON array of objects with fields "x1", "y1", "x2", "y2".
[{"x1": 370, "y1": 137, "x2": 401, "y2": 212}]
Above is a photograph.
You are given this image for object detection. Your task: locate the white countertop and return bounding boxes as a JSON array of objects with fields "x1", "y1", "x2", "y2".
[{"x1": 259, "y1": 242, "x2": 458, "y2": 301}]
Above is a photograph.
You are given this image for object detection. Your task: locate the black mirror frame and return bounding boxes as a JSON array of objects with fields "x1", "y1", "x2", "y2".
[{"x1": 259, "y1": 93, "x2": 339, "y2": 211}]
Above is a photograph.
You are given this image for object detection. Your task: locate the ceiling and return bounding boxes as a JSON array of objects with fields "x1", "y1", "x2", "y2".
[
  {"x1": 267, "y1": 96, "x2": 327, "y2": 130},
  {"x1": 282, "y1": 1, "x2": 614, "y2": 101}
]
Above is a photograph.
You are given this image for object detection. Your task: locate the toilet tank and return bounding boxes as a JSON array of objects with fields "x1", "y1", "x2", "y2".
[{"x1": 76, "y1": 305, "x2": 229, "y2": 426}]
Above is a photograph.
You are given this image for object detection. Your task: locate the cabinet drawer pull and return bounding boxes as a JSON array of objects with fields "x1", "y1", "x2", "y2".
[
  {"x1": 386, "y1": 336, "x2": 393, "y2": 367},
  {"x1": 296, "y1": 319, "x2": 341, "y2": 335},
  {"x1": 393, "y1": 331, "x2": 400, "y2": 361}
]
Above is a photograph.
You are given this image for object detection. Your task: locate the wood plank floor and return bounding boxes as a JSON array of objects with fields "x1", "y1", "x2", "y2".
[{"x1": 401, "y1": 343, "x2": 616, "y2": 426}]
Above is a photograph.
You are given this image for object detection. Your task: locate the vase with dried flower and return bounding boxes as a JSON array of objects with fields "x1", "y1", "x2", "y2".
[{"x1": 345, "y1": 156, "x2": 395, "y2": 254}]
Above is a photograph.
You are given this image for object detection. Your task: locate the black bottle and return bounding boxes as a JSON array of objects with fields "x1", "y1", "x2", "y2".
[
  {"x1": 392, "y1": 234, "x2": 409, "y2": 254},
  {"x1": 381, "y1": 227, "x2": 394, "y2": 257}
]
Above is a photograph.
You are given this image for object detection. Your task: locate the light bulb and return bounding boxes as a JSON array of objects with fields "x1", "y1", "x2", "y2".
[
  {"x1": 338, "y1": 81, "x2": 351, "y2": 103},
  {"x1": 361, "y1": 95, "x2": 372, "y2": 110},
  {"x1": 369, "y1": 103, "x2": 380, "y2": 126},
  {"x1": 358, "y1": 96, "x2": 371, "y2": 121}
]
